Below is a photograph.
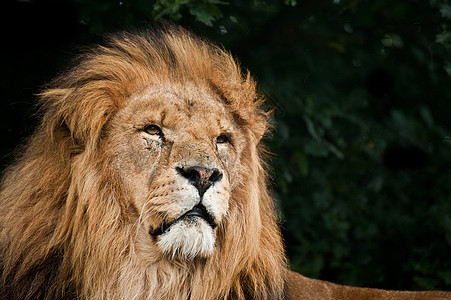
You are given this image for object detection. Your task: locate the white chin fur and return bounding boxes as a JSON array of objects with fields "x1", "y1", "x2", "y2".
[{"x1": 157, "y1": 217, "x2": 215, "y2": 260}]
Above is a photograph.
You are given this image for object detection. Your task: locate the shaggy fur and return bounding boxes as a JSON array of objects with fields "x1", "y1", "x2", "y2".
[
  {"x1": 1, "y1": 25, "x2": 449, "y2": 300},
  {"x1": 0, "y1": 26, "x2": 285, "y2": 299}
]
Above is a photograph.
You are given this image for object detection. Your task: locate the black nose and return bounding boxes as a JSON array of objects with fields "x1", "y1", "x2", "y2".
[{"x1": 176, "y1": 166, "x2": 222, "y2": 197}]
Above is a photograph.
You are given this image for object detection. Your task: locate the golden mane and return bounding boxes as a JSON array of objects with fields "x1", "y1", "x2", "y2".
[{"x1": 0, "y1": 26, "x2": 286, "y2": 299}]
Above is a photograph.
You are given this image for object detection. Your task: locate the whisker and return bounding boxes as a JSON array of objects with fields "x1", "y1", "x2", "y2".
[{"x1": 133, "y1": 194, "x2": 165, "y2": 238}]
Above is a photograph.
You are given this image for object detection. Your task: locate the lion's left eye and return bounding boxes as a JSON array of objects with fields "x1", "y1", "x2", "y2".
[
  {"x1": 144, "y1": 125, "x2": 162, "y2": 136},
  {"x1": 216, "y1": 134, "x2": 230, "y2": 144}
]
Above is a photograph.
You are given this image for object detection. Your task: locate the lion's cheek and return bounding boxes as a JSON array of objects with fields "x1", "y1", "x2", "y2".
[{"x1": 202, "y1": 184, "x2": 230, "y2": 223}]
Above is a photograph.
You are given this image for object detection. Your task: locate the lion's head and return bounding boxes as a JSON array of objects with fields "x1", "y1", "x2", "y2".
[
  {"x1": 111, "y1": 82, "x2": 244, "y2": 261},
  {"x1": 0, "y1": 26, "x2": 286, "y2": 299}
]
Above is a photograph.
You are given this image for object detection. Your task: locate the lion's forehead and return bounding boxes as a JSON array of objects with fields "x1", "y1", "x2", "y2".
[{"x1": 126, "y1": 85, "x2": 233, "y2": 133}]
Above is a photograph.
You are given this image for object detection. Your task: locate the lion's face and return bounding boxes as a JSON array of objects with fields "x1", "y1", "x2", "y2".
[
  {"x1": 107, "y1": 83, "x2": 244, "y2": 260},
  {"x1": 0, "y1": 28, "x2": 286, "y2": 299}
]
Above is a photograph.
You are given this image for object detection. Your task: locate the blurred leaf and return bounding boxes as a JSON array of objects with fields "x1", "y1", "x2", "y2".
[
  {"x1": 293, "y1": 150, "x2": 309, "y2": 175},
  {"x1": 152, "y1": 0, "x2": 228, "y2": 25},
  {"x1": 189, "y1": 2, "x2": 225, "y2": 26},
  {"x1": 436, "y1": 31, "x2": 451, "y2": 46},
  {"x1": 445, "y1": 63, "x2": 451, "y2": 76},
  {"x1": 419, "y1": 106, "x2": 434, "y2": 128},
  {"x1": 304, "y1": 140, "x2": 329, "y2": 157},
  {"x1": 440, "y1": 4, "x2": 451, "y2": 18},
  {"x1": 284, "y1": 0, "x2": 298, "y2": 6}
]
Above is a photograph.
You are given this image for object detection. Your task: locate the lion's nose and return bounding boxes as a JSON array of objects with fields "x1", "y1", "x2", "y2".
[{"x1": 176, "y1": 166, "x2": 222, "y2": 197}]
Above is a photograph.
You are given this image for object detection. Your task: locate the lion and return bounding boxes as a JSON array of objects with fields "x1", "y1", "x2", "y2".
[{"x1": 0, "y1": 25, "x2": 449, "y2": 300}]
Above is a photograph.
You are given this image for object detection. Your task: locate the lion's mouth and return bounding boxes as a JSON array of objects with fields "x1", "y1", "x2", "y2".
[{"x1": 149, "y1": 204, "x2": 216, "y2": 236}]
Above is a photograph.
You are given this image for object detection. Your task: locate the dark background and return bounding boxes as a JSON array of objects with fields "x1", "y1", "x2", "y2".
[{"x1": 1, "y1": 0, "x2": 450, "y2": 291}]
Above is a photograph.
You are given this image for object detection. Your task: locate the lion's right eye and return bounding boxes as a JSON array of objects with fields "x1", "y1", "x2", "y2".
[
  {"x1": 144, "y1": 125, "x2": 162, "y2": 136},
  {"x1": 216, "y1": 134, "x2": 230, "y2": 144}
]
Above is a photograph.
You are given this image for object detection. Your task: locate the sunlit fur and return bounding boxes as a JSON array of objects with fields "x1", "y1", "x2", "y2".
[{"x1": 0, "y1": 26, "x2": 286, "y2": 299}]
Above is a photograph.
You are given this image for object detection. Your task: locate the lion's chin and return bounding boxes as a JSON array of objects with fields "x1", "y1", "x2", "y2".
[{"x1": 156, "y1": 216, "x2": 215, "y2": 260}]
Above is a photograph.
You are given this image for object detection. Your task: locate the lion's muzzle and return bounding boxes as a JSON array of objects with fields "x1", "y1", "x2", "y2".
[{"x1": 148, "y1": 166, "x2": 224, "y2": 259}]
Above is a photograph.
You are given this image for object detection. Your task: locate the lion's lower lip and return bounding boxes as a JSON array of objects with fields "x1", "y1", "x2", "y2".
[
  {"x1": 183, "y1": 205, "x2": 210, "y2": 220},
  {"x1": 149, "y1": 205, "x2": 216, "y2": 237},
  {"x1": 184, "y1": 205, "x2": 217, "y2": 228}
]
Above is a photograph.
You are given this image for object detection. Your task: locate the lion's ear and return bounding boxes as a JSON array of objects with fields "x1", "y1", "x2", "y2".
[
  {"x1": 39, "y1": 87, "x2": 117, "y2": 149},
  {"x1": 252, "y1": 109, "x2": 271, "y2": 142},
  {"x1": 234, "y1": 108, "x2": 270, "y2": 144}
]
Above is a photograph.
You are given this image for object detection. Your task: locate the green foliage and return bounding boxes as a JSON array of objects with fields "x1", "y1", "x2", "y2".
[
  {"x1": 153, "y1": 0, "x2": 228, "y2": 26},
  {"x1": 432, "y1": 0, "x2": 451, "y2": 75},
  {"x1": 284, "y1": 0, "x2": 298, "y2": 7},
  {"x1": 251, "y1": 0, "x2": 451, "y2": 290},
  {"x1": 73, "y1": 0, "x2": 228, "y2": 31}
]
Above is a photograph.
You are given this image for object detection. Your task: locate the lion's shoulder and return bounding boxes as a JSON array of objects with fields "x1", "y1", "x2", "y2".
[{"x1": 285, "y1": 270, "x2": 451, "y2": 300}]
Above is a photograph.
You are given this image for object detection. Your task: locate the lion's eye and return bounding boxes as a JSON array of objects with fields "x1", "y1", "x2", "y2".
[
  {"x1": 144, "y1": 125, "x2": 162, "y2": 136},
  {"x1": 216, "y1": 134, "x2": 230, "y2": 144}
]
